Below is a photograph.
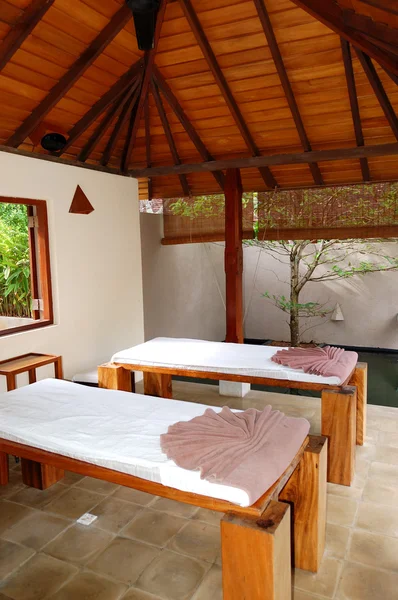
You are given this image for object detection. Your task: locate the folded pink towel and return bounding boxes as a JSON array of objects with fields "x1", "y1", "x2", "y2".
[
  {"x1": 271, "y1": 346, "x2": 358, "y2": 381},
  {"x1": 160, "y1": 405, "x2": 310, "y2": 505}
]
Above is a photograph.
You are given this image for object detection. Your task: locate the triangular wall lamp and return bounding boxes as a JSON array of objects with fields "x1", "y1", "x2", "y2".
[{"x1": 69, "y1": 185, "x2": 94, "y2": 215}]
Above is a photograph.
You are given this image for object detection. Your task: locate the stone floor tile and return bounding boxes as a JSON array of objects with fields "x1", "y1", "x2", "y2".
[
  {"x1": 87, "y1": 537, "x2": 160, "y2": 585},
  {"x1": 43, "y1": 487, "x2": 103, "y2": 519},
  {"x1": 294, "y1": 557, "x2": 342, "y2": 598},
  {"x1": 347, "y1": 530, "x2": 398, "y2": 571},
  {"x1": 0, "y1": 540, "x2": 34, "y2": 580},
  {"x1": 0, "y1": 554, "x2": 78, "y2": 600},
  {"x1": 327, "y1": 482, "x2": 362, "y2": 501},
  {"x1": 378, "y1": 432, "x2": 398, "y2": 448},
  {"x1": 365, "y1": 429, "x2": 379, "y2": 445},
  {"x1": 326, "y1": 495, "x2": 358, "y2": 527},
  {"x1": 43, "y1": 523, "x2": 113, "y2": 566},
  {"x1": 1, "y1": 512, "x2": 70, "y2": 550},
  {"x1": 374, "y1": 445, "x2": 398, "y2": 465},
  {"x1": 0, "y1": 502, "x2": 35, "y2": 536},
  {"x1": 112, "y1": 488, "x2": 156, "y2": 507},
  {"x1": 76, "y1": 477, "x2": 119, "y2": 495},
  {"x1": 0, "y1": 473, "x2": 24, "y2": 501},
  {"x1": 355, "y1": 444, "x2": 376, "y2": 461},
  {"x1": 122, "y1": 589, "x2": 163, "y2": 600},
  {"x1": 325, "y1": 524, "x2": 351, "y2": 559},
  {"x1": 150, "y1": 498, "x2": 199, "y2": 519},
  {"x1": 122, "y1": 509, "x2": 187, "y2": 547},
  {"x1": 293, "y1": 591, "x2": 329, "y2": 600},
  {"x1": 91, "y1": 497, "x2": 143, "y2": 533},
  {"x1": 61, "y1": 471, "x2": 85, "y2": 485},
  {"x1": 337, "y1": 561, "x2": 398, "y2": 600},
  {"x1": 368, "y1": 461, "x2": 398, "y2": 485},
  {"x1": 356, "y1": 502, "x2": 398, "y2": 537},
  {"x1": 367, "y1": 416, "x2": 398, "y2": 433},
  {"x1": 362, "y1": 479, "x2": 398, "y2": 507},
  {"x1": 167, "y1": 521, "x2": 220, "y2": 564},
  {"x1": 191, "y1": 564, "x2": 222, "y2": 600},
  {"x1": 8, "y1": 483, "x2": 68, "y2": 509},
  {"x1": 191, "y1": 509, "x2": 222, "y2": 526},
  {"x1": 136, "y1": 550, "x2": 207, "y2": 600},
  {"x1": 47, "y1": 571, "x2": 127, "y2": 600}
]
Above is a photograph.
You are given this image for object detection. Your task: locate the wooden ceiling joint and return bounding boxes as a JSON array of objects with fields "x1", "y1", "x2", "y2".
[
  {"x1": 340, "y1": 39, "x2": 370, "y2": 181},
  {"x1": 178, "y1": 0, "x2": 277, "y2": 189},
  {"x1": 151, "y1": 78, "x2": 191, "y2": 197},
  {"x1": 6, "y1": 4, "x2": 133, "y2": 148}
]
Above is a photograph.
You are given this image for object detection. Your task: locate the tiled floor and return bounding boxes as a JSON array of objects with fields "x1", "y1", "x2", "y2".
[{"x1": 0, "y1": 380, "x2": 398, "y2": 600}]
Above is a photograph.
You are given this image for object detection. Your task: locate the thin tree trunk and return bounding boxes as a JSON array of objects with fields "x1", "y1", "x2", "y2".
[{"x1": 290, "y1": 251, "x2": 300, "y2": 347}]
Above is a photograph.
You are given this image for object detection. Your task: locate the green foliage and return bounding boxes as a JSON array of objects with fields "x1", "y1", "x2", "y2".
[
  {"x1": 0, "y1": 203, "x2": 31, "y2": 318},
  {"x1": 262, "y1": 291, "x2": 331, "y2": 318}
]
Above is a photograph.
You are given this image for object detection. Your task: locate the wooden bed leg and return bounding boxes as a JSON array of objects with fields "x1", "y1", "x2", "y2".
[
  {"x1": 98, "y1": 363, "x2": 132, "y2": 392},
  {"x1": 143, "y1": 372, "x2": 172, "y2": 398},
  {"x1": 54, "y1": 356, "x2": 63, "y2": 380},
  {"x1": 0, "y1": 452, "x2": 9, "y2": 485},
  {"x1": 279, "y1": 436, "x2": 327, "y2": 572},
  {"x1": 221, "y1": 501, "x2": 291, "y2": 600},
  {"x1": 21, "y1": 459, "x2": 64, "y2": 490},
  {"x1": 348, "y1": 363, "x2": 367, "y2": 446},
  {"x1": 321, "y1": 386, "x2": 356, "y2": 486}
]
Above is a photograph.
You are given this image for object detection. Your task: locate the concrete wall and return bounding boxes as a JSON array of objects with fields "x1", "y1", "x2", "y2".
[
  {"x1": 0, "y1": 153, "x2": 145, "y2": 391},
  {"x1": 140, "y1": 214, "x2": 398, "y2": 349}
]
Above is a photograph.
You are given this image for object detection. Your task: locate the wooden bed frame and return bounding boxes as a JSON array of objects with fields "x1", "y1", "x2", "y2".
[
  {"x1": 0, "y1": 434, "x2": 327, "y2": 600},
  {"x1": 98, "y1": 361, "x2": 367, "y2": 487}
]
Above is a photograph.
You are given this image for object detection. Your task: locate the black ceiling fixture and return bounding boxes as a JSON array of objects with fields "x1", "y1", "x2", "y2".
[
  {"x1": 125, "y1": 0, "x2": 161, "y2": 51},
  {"x1": 40, "y1": 133, "x2": 67, "y2": 152}
]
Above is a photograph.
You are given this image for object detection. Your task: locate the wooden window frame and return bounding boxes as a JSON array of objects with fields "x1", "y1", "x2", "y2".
[{"x1": 0, "y1": 197, "x2": 53, "y2": 337}]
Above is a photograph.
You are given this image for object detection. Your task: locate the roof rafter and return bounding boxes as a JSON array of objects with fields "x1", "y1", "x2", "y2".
[
  {"x1": 144, "y1": 93, "x2": 153, "y2": 201},
  {"x1": 153, "y1": 65, "x2": 224, "y2": 191},
  {"x1": 0, "y1": 0, "x2": 56, "y2": 72},
  {"x1": 121, "y1": 0, "x2": 168, "y2": 173},
  {"x1": 6, "y1": 4, "x2": 133, "y2": 148},
  {"x1": 340, "y1": 39, "x2": 370, "y2": 182},
  {"x1": 178, "y1": 0, "x2": 277, "y2": 189},
  {"x1": 253, "y1": 0, "x2": 323, "y2": 186},
  {"x1": 151, "y1": 79, "x2": 191, "y2": 197},
  {"x1": 355, "y1": 49, "x2": 398, "y2": 141}
]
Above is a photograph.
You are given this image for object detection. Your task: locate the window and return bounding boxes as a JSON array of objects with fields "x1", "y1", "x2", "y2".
[{"x1": 0, "y1": 197, "x2": 53, "y2": 336}]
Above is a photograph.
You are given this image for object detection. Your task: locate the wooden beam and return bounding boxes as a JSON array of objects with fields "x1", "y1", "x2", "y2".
[
  {"x1": 341, "y1": 40, "x2": 370, "y2": 182},
  {"x1": 60, "y1": 59, "x2": 143, "y2": 156},
  {"x1": 289, "y1": 0, "x2": 398, "y2": 75},
  {"x1": 153, "y1": 65, "x2": 224, "y2": 191},
  {"x1": 144, "y1": 93, "x2": 153, "y2": 201},
  {"x1": 225, "y1": 168, "x2": 243, "y2": 344},
  {"x1": 151, "y1": 79, "x2": 191, "y2": 197},
  {"x1": 121, "y1": 0, "x2": 167, "y2": 173},
  {"x1": 382, "y1": 66, "x2": 398, "y2": 86},
  {"x1": 0, "y1": 0, "x2": 55, "y2": 72},
  {"x1": 178, "y1": 0, "x2": 277, "y2": 189},
  {"x1": 355, "y1": 50, "x2": 398, "y2": 141},
  {"x1": 6, "y1": 5, "x2": 132, "y2": 148},
  {"x1": 253, "y1": 0, "x2": 323, "y2": 186},
  {"x1": 101, "y1": 80, "x2": 142, "y2": 167},
  {"x1": 127, "y1": 141, "x2": 398, "y2": 178}
]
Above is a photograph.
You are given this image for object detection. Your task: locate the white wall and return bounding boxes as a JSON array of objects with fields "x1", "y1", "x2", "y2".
[{"x1": 0, "y1": 153, "x2": 144, "y2": 391}]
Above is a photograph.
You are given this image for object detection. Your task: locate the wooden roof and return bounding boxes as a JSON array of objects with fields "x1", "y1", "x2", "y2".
[{"x1": 0, "y1": 0, "x2": 397, "y2": 199}]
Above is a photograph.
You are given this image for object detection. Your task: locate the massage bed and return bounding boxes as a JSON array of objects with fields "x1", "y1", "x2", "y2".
[
  {"x1": 99, "y1": 337, "x2": 367, "y2": 487},
  {"x1": 0, "y1": 378, "x2": 327, "y2": 599}
]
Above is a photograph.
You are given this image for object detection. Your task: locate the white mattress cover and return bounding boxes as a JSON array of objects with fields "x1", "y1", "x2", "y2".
[
  {"x1": 112, "y1": 337, "x2": 344, "y2": 385},
  {"x1": 0, "y1": 378, "x2": 254, "y2": 506}
]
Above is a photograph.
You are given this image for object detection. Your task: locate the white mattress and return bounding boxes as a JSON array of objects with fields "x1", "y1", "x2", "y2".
[
  {"x1": 0, "y1": 378, "x2": 254, "y2": 506},
  {"x1": 112, "y1": 337, "x2": 345, "y2": 386}
]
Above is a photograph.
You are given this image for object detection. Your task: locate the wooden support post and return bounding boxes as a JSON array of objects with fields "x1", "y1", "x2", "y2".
[
  {"x1": 279, "y1": 436, "x2": 327, "y2": 572},
  {"x1": 321, "y1": 386, "x2": 356, "y2": 486},
  {"x1": 98, "y1": 363, "x2": 132, "y2": 392},
  {"x1": 225, "y1": 168, "x2": 243, "y2": 344},
  {"x1": 21, "y1": 459, "x2": 64, "y2": 490},
  {"x1": 143, "y1": 372, "x2": 172, "y2": 398},
  {"x1": 348, "y1": 362, "x2": 367, "y2": 446},
  {"x1": 54, "y1": 356, "x2": 63, "y2": 379},
  {"x1": 0, "y1": 451, "x2": 9, "y2": 486},
  {"x1": 221, "y1": 501, "x2": 291, "y2": 600}
]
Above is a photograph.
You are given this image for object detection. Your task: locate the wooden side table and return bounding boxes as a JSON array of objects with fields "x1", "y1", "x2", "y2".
[{"x1": 0, "y1": 353, "x2": 63, "y2": 391}]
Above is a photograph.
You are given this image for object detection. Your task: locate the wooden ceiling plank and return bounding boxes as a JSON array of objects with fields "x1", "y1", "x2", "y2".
[
  {"x1": 6, "y1": 4, "x2": 132, "y2": 148},
  {"x1": 382, "y1": 66, "x2": 398, "y2": 86},
  {"x1": 355, "y1": 49, "x2": 398, "y2": 141},
  {"x1": 101, "y1": 77, "x2": 142, "y2": 167},
  {"x1": 152, "y1": 65, "x2": 224, "y2": 191},
  {"x1": 121, "y1": 0, "x2": 168, "y2": 173},
  {"x1": 127, "y1": 141, "x2": 398, "y2": 178},
  {"x1": 341, "y1": 39, "x2": 370, "y2": 181},
  {"x1": 151, "y1": 78, "x2": 191, "y2": 197},
  {"x1": 58, "y1": 59, "x2": 143, "y2": 156},
  {"x1": 253, "y1": 0, "x2": 323, "y2": 186},
  {"x1": 0, "y1": 0, "x2": 56, "y2": 72},
  {"x1": 177, "y1": 0, "x2": 277, "y2": 189},
  {"x1": 144, "y1": 91, "x2": 153, "y2": 201}
]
